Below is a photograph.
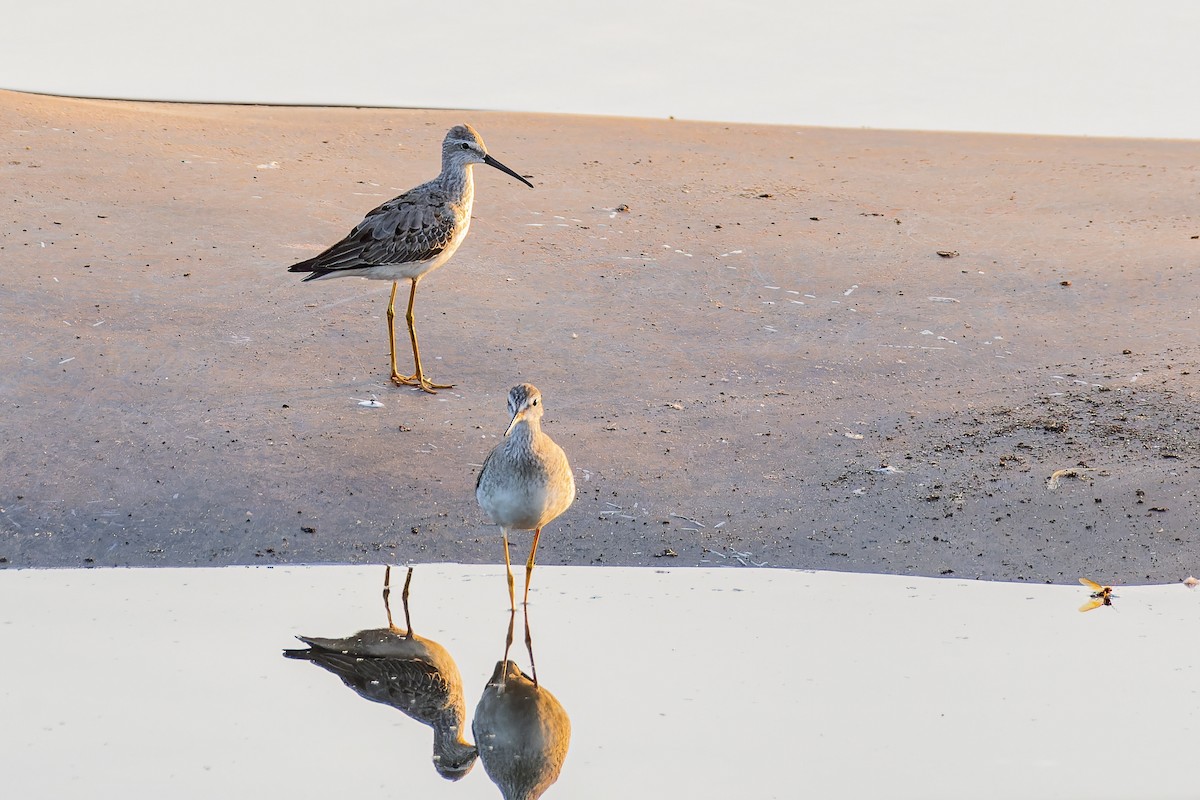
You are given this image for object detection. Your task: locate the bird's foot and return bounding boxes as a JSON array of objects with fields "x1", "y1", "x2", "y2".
[{"x1": 391, "y1": 373, "x2": 454, "y2": 394}]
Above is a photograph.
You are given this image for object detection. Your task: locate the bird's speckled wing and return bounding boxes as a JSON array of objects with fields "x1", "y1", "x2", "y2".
[
  {"x1": 475, "y1": 445, "x2": 499, "y2": 493},
  {"x1": 291, "y1": 185, "x2": 460, "y2": 274},
  {"x1": 286, "y1": 647, "x2": 452, "y2": 719}
]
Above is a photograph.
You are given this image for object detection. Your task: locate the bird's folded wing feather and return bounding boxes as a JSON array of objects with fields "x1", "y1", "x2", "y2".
[
  {"x1": 308, "y1": 190, "x2": 459, "y2": 271},
  {"x1": 299, "y1": 650, "x2": 450, "y2": 713},
  {"x1": 475, "y1": 447, "x2": 497, "y2": 491}
]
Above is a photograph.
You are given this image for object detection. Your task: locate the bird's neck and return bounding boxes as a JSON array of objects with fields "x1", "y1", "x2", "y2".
[
  {"x1": 432, "y1": 711, "x2": 474, "y2": 756},
  {"x1": 439, "y1": 160, "x2": 475, "y2": 206},
  {"x1": 508, "y1": 418, "x2": 541, "y2": 442}
]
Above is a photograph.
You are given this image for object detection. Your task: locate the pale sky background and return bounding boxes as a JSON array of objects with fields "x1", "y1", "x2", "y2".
[{"x1": 2, "y1": 1, "x2": 1197, "y2": 138}]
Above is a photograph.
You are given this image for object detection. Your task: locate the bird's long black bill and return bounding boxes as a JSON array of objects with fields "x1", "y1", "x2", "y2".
[
  {"x1": 502, "y1": 409, "x2": 521, "y2": 438},
  {"x1": 484, "y1": 154, "x2": 534, "y2": 188}
]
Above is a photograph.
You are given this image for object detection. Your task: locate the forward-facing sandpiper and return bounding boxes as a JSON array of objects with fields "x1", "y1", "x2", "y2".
[{"x1": 476, "y1": 384, "x2": 576, "y2": 609}]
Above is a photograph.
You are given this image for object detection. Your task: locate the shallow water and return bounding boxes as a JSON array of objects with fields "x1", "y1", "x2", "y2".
[
  {"x1": 2, "y1": 564, "x2": 1197, "y2": 798},
  {"x1": 1, "y1": 1, "x2": 1198, "y2": 138}
]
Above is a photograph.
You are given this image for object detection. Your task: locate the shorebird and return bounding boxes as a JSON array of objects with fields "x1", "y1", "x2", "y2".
[
  {"x1": 283, "y1": 566, "x2": 477, "y2": 780},
  {"x1": 288, "y1": 124, "x2": 533, "y2": 393},
  {"x1": 476, "y1": 384, "x2": 575, "y2": 610}
]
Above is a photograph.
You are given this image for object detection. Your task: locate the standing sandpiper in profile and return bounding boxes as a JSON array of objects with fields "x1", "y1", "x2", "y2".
[
  {"x1": 288, "y1": 125, "x2": 533, "y2": 393},
  {"x1": 476, "y1": 384, "x2": 576, "y2": 609}
]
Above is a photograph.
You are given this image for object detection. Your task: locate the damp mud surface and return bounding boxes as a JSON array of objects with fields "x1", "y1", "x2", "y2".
[{"x1": 2, "y1": 91, "x2": 1198, "y2": 583}]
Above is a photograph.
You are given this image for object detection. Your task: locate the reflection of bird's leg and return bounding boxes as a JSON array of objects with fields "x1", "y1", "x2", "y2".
[
  {"x1": 383, "y1": 565, "x2": 416, "y2": 635},
  {"x1": 401, "y1": 566, "x2": 414, "y2": 637},
  {"x1": 523, "y1": 601, "x2": 538, "y2": 688},
  {"x1": 523, "y1": 528, "x2": 543, "y2": 606},
  {"x1": 391, "y1": 277, "x2": 453, "y2": 393},
  {"x1": 383, "y1": 565, "x2": 396, "y2": 630},
  {"x1": 503, "y1": 528, "x2": 516, "y2": 611},
  {"x1": 501, "y1": 608, "x2": 517, "y2": 689}
]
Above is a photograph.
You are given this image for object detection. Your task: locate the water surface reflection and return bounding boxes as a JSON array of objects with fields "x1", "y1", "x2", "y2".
[
  {"x1": 284, "y1": 567, "x2": 477, "y2": 780},
  {"x1": 1, "y1": 564, "x2": 1197, "y2": 799},
  {"x1": 474, "y1": 606, "x2": 571, "y2": 800},
  {"x1": 284, "y1": 566, "x2": 572, "y2": 798}
]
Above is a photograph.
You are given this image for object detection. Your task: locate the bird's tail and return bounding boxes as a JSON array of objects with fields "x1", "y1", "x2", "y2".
[
  {"x1": 287, "y1": 256, "x2": 329, "y2": 281},
  {"x1": 281, "y1": 635, "x2": 326, "y2": 659},
  {"x1": 281, "y1": 647, "x2": 316, "y2": 660}
]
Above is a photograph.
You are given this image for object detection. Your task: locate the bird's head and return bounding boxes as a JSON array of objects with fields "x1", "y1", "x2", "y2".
[
  {"x1": 432, "y1": 740, "x2": 478, "y2": 781},
  {"x1": 503, "y1": 383, "x2": 544, "y2": 436},
  {"x1": 443, "y1": 124, "x2": 533, "y2": 188}
]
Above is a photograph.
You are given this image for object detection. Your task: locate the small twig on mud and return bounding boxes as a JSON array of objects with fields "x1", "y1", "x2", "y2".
[{"x1": 670, "y1": 513, "x2": 705, "y2": 528}]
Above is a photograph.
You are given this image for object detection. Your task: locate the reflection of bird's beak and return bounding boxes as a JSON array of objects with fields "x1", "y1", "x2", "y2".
[
  {"x1": 484, "y1": 153, "x2": 534, "y2": 188},
  {"x1": 503, "y1": 409, "x2": 522, "y2": 437}
]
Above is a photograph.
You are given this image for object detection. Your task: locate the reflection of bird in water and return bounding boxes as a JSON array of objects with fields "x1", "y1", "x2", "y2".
[
  {"x1": 287, "y1": 124, "x2": 533, "y2": 393},
  {"x1": 1078, "y1": 577, "x2": 1116, "y2": 612},
  {"x1": 283, "y1": 566, "x2": 477, "y2": 780},
  {"x1": 473, "y1": 606, "x2": 571, "y2": 799},
  {"x1": 476, "y1": 383, "x2": 576, "y2": 610}
]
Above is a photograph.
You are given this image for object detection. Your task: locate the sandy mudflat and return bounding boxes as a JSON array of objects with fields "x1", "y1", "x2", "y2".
[{"x1": 1, "y1": 90, "x2": 1197, "y2": 582}]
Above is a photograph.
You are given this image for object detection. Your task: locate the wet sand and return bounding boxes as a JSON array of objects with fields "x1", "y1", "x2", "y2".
[{"x1": 2, "y1": 90, "x2": 1197, "y2": 582}]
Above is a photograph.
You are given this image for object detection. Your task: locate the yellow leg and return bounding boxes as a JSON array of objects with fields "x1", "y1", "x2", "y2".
[
  {"x1": 523, "y1": 527, "x2": 542, "y2": 606},
  {"x1": 386, "y1": 282, "x2": 401, "y2": 383},
  {"x1": 503, "y1": 528, "x2": 516, "y2": 611},
  {"x1": 389, "y1": 278, "x2": 453, "y2": 393}
]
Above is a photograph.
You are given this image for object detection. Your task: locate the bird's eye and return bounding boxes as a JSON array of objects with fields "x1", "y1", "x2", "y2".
[
  {"x1": 460, "y1": 143, "x2": 470, "y2": 150},
  {"x1": 531, "y1": 398, "x2": 539, "y2": 406}
]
